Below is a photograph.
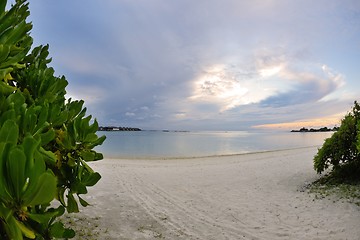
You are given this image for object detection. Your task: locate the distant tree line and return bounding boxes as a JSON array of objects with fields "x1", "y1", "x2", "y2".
[
  {"x1": 98, "y1": 126, "x2": 141, "y2": 131},
  {"x1": 291, "y1": 126, "x2": 339, "y2": 132}
]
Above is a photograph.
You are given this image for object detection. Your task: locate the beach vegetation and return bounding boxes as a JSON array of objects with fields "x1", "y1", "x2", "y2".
[
  {"x1": 314, "y1": 101, "x2": 360, "y2": 180},
  {"x1": 311, "y1": 101, "x2": 360, "y2": 205},
  {"x1": 0, "y1": 0, "x2": 105, "y2": 239},
  {"x1": 309, "y1": 174, "x2": 360, "y2": 206}
]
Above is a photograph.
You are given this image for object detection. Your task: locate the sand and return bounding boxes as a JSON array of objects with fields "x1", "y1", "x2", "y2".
[{"x1": 70, "y1": 147, "x2": 360, "y2": 240}]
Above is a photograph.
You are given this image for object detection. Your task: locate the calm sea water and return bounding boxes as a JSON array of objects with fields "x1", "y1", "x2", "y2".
[{"x1": 95, "y1": 130, "x2": 333, "y2": 159}]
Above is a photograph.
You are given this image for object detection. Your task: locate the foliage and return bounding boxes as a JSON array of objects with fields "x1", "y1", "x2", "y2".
[
  {"x1": 309, "y1": 175, "x2": 360, "y2": 206},
  {"x1": 0, "y1": 0, "x2": 105, "y2": 239},
  {"x1": 314, "y1": 101, "x2": 360, "y2": 179}
]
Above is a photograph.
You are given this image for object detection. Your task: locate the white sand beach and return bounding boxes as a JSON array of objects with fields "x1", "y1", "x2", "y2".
[{"x1": 71, "y1": 147, "x2": 360, "y2": 239}]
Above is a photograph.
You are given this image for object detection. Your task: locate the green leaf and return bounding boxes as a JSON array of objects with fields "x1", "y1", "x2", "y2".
[
  {"x1": 0, "y1": 109, "x2": 16, "y2": 126},
  {"x1": 94, "y1": 152, "x2": 104, "y2": 161},
  {"x1": 84, "y1": 133, "x2": 98, "y2": 143},
  {"x1": 66, "y1": 100, "x2": 84, "y2": 121},
  {"x1": 38, "y1": 146, "x2": 57, "y2": 165},
  {"x1": 0, "y1": 119, "x2": 18, "y2": 144},
  {"x1": 80, "y1": 150, "x2": 96, "y2": 161},
  {"x1": 78, "y1": 195, "x2": 89, "y2": 207},
  {"x1": 2, "y1": 21, "x2": 32, "y2": 46},
  {"x1": 6, "y1": 216, "x2": 24, "y2": 240},
  {"x1": 73, "y1": 182, "x2": 87, "y2": 195},
  {"x1": 7, "y1": 147, "x2": 27, "y2": 199},
  {"x1": 28, "y1": 211, "x2": 59, "y2": 224},
  {"x1": 0, "y1": 203, "x2": 12, "y2": 221},
  {"x1": 0, "y1": 143, "x2": 13, "y2": 201},
  {"x1": 63, "y1": 228, "x2": 76, "y2": 238},
  {"x1": 35, "y1": 103, "x2": 48, "y2": 129},
  {"x1": 22, "y1": 134, "x2": 39, "y2": 170},
  {"x1": 14, "y1": 219, "x2": 36, "y2": 239},
  {"x1": 88, "y1": 135, "x2": 106, "y2": 149},
  {"x1": 24, "y1": 171, "x2": 56, "y2": 206},
  {"x1": 0, "y1": 68, "x2": 13, "y2": 83},
  {"x1": 6, "y1": 91, "x2": 25, "y2": 107},
  {"x1": 0, "y1": 44, "x2": 11, "y2": 62},
  {"x1": 0, "y1": 0, "x2": 6, "y2": 13},
  {"x1": 57, "y1": 187, "x2": 66, "y2": 206},
  {"x1": 67, "y1": 193, "x2": 79, "y2": 213},
  {"x1": 49, "y1": 221, "x2": 75, "y2": 238},
  {"x1": 83, "y1": 172, "x2": 101, "y2": 187},
  {"x1": 39, "y1": 128, "x2": 55, "y2": 146}
]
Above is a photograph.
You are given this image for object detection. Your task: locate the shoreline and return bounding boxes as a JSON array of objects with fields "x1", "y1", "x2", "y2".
[
  {"x1": 100, "y1": 145, "x2": 323, "y2": 161},
  {"x1": 70, "y1": 147, "x2": 360, "y2": 239}
]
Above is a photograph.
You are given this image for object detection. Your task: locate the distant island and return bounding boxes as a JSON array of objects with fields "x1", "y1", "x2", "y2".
[
  {"x1": 98, "y1": 126, "x2": 141, "y2": 131},
  {"x1": 290, "y1": 127, "x2": 339, "y2": 132}
]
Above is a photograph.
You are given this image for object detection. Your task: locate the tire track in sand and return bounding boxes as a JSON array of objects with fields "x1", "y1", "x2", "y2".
[
  {"x1": 119, "y1": 169, "x2": 191, "y2": 239},
  {"x1": 120, "y1": 169, "x2": 260, "y2": 240}
]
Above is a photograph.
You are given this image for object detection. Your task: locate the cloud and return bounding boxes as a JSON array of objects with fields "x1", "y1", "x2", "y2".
[
  {"x1": 140, "y1": 106, "x2": 150, "y2": 111},
  {"x1": 190, "y1": 64, "x2": 269, "y2": 111},
  {"x1": 66, "y1": 85, "x2": 107, "y2": 104},
  {"x1": 26, "y1": 0, "x2": 360, "y2": 130},
  {"x1": 188, "y1": 48, "x2": 346, "y2": 112},
  {"x1": 260, "y1": 62, "x2": 345, "y2": 107}
]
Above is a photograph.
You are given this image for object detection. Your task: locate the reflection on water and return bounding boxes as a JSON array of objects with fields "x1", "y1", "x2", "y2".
[{"x1": 95, "y1": 131, "x2": 333, "y2": 159}]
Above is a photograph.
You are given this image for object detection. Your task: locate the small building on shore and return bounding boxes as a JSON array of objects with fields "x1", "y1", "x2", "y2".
[{"x1": 98, "y1": 126, "x2": 141, "y2": 131}]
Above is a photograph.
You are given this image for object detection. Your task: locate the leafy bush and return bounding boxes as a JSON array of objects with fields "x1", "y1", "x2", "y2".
[
  {"x1": 314, "y1": 101, "x2": 360, "y2": 179},
  {"x1": 0, "y1": 0, "x2": 105, "y2": 239}
]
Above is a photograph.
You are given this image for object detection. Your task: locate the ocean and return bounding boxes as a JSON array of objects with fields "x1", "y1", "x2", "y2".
[{"x1": 95, "y1": 130, "x2": 333, "y2": 159}]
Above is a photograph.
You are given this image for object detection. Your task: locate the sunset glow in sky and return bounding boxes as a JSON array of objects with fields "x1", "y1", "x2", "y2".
[{"x1": 18, "y1": 0, "x2": 360, "y2": 130}]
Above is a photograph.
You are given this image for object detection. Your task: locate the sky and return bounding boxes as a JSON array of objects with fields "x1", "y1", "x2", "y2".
[{"x1": 13, "y1": 0, "x2": 360, "y2": 130}]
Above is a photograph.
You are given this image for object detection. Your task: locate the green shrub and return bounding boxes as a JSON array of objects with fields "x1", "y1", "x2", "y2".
[
  {"x1": 314, "y1": 101, "x2": 360, "y2": 179},
  {"x1": 0, "y1": 1, "x2": 105, "y2": 239}
]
